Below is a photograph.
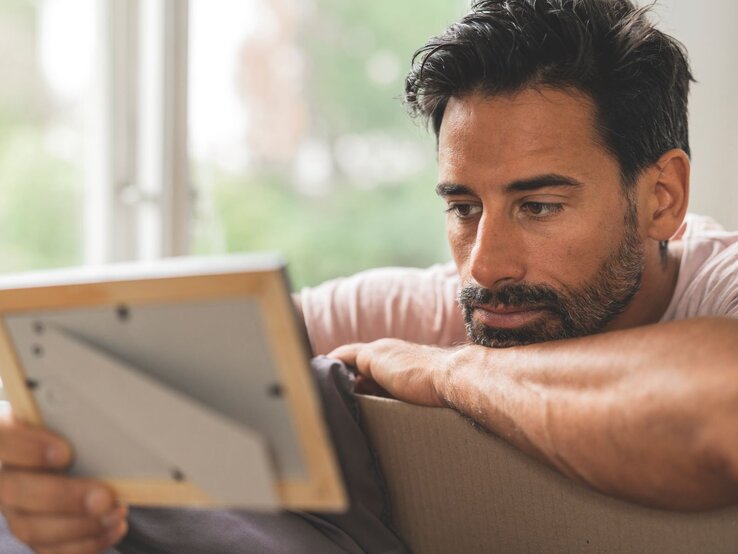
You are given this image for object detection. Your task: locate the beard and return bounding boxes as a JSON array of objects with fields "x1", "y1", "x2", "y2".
[{"x1": 458, "y1": 206, "x2": 644, "y2": 348}]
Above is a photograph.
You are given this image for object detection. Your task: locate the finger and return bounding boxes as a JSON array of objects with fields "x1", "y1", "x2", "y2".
[
  {"x1": 4, "y1": 505, "x2": 127, "y2": 547},
  {"x1": 0, "y1": 416, "x2": 72, "y2": 470},
  {"x1": 0, "y1": 471, "x2": 116, "y2": 516},
  {"x1": 36, "y1": 519, "x2": 128, "y2": 554},
  {"x1": 327, "y1": 344, "x2": 363, "y2": 366}
]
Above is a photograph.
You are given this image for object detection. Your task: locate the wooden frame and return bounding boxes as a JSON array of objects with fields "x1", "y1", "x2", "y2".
[{"x1": 0, "y1": 255, "x2": 346, "y2": 511}]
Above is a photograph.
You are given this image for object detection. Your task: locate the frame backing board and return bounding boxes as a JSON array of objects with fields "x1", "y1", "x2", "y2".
[{"x1": 0, "y1": 255, "x2": 346, "y2": 511}]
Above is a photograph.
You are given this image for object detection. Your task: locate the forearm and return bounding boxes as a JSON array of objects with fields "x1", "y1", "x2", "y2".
[{"x1": 439, "y1": 317, "x2": 738, "y2": 510}]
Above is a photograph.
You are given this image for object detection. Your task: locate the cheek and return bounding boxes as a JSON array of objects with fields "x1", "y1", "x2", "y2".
[
  {"x1": 539, "y1": 224, "x2": 621, "y2": 285},
  {"x1": 446, "y1": 221, "x2": 476, "y2": 272}
]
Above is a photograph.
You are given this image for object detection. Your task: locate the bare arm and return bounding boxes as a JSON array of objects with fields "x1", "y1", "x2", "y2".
[{"x1": 331, "y1": 317, "x2": 738, "y2": 510}]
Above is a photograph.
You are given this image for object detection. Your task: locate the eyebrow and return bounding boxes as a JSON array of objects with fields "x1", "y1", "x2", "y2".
[{"x1": 435, "y1": 174, "x2": 584, "y2": 197}]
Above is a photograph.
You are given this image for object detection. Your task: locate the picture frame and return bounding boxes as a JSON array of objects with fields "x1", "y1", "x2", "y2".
[{"x1": 0, "y1": 254, "x2": 346, "y2": 511}]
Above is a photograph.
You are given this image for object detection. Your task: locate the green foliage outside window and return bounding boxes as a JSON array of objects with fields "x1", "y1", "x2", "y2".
[
  {"x1": 193, "y1": 0, "x2": 466, "y2": 289},
  {"x1": 199, "y1": 163, "x2": 448, "y2": 290},
  {"x1": 0, "y1": 0, "x2": 84, "y2": 274}
]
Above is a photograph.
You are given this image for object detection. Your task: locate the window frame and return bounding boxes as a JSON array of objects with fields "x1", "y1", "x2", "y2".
[{"x1": 86, "y1": 0, "x2": 191, "y2": 265}]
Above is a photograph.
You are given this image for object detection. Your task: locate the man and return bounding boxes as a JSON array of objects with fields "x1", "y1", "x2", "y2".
[
  {"x1": 306, "y1": 0, "x2": 738, "y2": 510},
  {"x1": 1, "y1": 0, "x2": 737, "y2": 552}
]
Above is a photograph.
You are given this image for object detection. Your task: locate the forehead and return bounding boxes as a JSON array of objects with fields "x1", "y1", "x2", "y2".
[{"x1": 438, "y1": 88, "x2": 620, "y2": 187}]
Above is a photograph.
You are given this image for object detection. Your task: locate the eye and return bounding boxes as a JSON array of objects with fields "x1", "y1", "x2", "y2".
[
  {"x1": 445, "y1": 202, "x2": 482, "y2": 219},
  {"x1": 520, "y1": 201, "x2": 564, "y2": 219}
]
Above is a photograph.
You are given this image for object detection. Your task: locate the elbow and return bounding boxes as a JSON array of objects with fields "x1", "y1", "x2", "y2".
[
  {"x1": 677, "y1": 400, "x2": 738, "y2": 511},
  {"x1": 625, "y1": 386, "x2": 738, "y2": 512}
]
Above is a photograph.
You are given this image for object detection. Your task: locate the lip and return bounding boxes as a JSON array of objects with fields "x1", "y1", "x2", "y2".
[{"x1": 472, "y1": 304, "x2": 549, "y2": 329}]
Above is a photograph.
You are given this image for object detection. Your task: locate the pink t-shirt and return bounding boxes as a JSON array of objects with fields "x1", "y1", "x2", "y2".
[
  {"x1": 301, "y1": 214, "x2": 738, "y2": 355},
  {"x1": 660, "y1": 214, "x2": 738, "y2": 322}
]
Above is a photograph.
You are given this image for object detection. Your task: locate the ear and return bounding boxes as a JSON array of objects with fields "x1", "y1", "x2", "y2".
[{"x1": 643, "y1": 149, "x2": 690, "y2": 241}]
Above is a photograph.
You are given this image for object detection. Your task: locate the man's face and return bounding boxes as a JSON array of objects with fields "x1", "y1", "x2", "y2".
[{"x1": 437, "y1": 88, "x2": 645, "y2": 347}]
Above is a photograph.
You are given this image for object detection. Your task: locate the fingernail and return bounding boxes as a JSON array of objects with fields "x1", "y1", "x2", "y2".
[
  {"x1": 45, "y1": 443, "x2": 68, "y2": 466},
  {"x1": 85, "y1": 488, "x2": 112, "y2": 515}
]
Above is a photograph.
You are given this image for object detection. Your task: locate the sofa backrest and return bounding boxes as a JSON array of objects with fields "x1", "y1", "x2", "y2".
[{"x1": 358, "y1": 395, "x2": 738, "y2": 553}]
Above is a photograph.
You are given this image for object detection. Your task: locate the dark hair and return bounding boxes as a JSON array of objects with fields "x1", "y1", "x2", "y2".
[{"x1": 404, "y1": 0, "x2": 694, "y2": 185}]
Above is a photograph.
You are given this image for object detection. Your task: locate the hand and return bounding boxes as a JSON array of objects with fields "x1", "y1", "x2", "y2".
[
  {"x1": 329, "y1": 338, "x2": 456, "y2": 407},
  {"x1": 0, "y1": 414, "x2": 128, "y2": 554}
]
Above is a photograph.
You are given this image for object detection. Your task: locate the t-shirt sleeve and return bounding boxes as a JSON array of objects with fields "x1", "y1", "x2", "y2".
[
  {"x1": 700, "y1": 241, "x2": 738, "y2": 318},
  {"x1": 298, "y1": 263, "x2": 467, "y2": 355},
  {"x1": 675, "y1": 239, "x2": 738, "y2": 320}
]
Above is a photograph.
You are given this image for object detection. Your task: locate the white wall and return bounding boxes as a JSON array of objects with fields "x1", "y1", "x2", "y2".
[{"x1": 653, "y1": 0, "x2": 738, "y2": 230}]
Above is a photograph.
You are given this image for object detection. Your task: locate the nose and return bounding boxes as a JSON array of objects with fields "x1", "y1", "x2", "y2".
[{"x1": 468, "y1": 213, "x2": 526, "y2": 289}]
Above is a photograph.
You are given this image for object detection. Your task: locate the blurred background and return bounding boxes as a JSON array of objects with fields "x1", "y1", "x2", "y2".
[{"x1": 0, "y1": 0, "x2": 735, "y2": 290}]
